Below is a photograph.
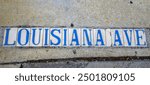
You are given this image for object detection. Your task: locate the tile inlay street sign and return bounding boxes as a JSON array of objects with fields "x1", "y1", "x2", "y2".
[{"x1": 3, "y1": 27, "x2": 147, "y2": 47}]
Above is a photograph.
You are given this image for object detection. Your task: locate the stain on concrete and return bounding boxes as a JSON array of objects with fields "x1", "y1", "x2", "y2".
[{"x1": 73, "y1": 49, "x2": 76, "y2": 54}]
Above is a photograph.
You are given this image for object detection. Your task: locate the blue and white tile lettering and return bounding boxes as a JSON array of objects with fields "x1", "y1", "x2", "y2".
[
  {"x1": 111, "y1": 29, "x2": 123, "y2": 47},
  {"x1": 3, "y1": 28, "x2": 18, "y2": 47},
  {"x1": 50, "y1": 28, "x2": 62, "y2": 47},
  {"x1": 42, "y1": 28, "x2": 50, "y2": 47},
  {"x1": 69, "y1": 28, "x2": 81, "y2": 47},
  {"x1": 30, "y1": 28, "x2": 43, "y2": 47},
  {"x1": 123, "y1": 29, "x2": 135, "y2": 47},
  {"x1": 81, "y1": 28, "x2": 94, "y2": 47},
  {"x1": 94, "y1": 28, "x2": 106, "y2": 47},
  {"x1": 134, "y1": 29, "x2": 147, "y2": 47},
  {"x1": 16, "y1": 28, "x2": 31, "y2": 47},
  {"x1": 62, "y1": 28, "x2": 69, "y2": 47}
]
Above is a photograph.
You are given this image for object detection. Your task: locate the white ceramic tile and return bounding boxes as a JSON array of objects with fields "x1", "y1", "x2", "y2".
[
  {"x1": 50, "y1": 28, "x2": 62, "y2": 47},
  {"x1": 81, "y1": 28, "x2": 94, "y2": 47},
  {"x1": 94, "y1": 28, "x2": 106, "y2": 47},
  {"x1": 42, "y1": 28, "x2": 50, "y2": 47},
  {"x1": 68, "y1": 28, "x2": 81, "y2": 47},
  {"x1": 134, "y1": 29, "x2": 147, "y2": 47},
  {"x1": 30, "y1": 28, "x2": 43, "y2": 47},
  {"x1": 105, "y1": 29, "x2": 112, "y2": 47},
  {"x1": 17, "y1": 28, "x2": 31, "y2": 47},
  {"x1": 111, "y1": 29, "x2": 123, "y2": 47},
  {"x1": 123, "y1": 29, "x2": 135, "y2": 47},
  {"x1": 62, "y1": 28, "x2": 69, "y2": 47},
  {"x1": 3, "y1": 28, "x2": 18, "y2": 47}
]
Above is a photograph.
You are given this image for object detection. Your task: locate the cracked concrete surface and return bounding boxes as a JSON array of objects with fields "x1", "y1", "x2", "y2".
[{"x1": 0, "y1": 59, "x2": 150, "y2": 68}]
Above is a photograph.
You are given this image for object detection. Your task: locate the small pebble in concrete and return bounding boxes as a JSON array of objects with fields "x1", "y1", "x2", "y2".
[
  {"x1": 130, "y1": 1, "x2": 133, "y2": 4},
  {"x1": 71, "y1": 23, "x2": 74, "y2": 27},
  {"x1": 135, "y1": 51, "x2": 137, "y2": 56},
  {"x1": 73, "y1": 49, "x2": 76, "y2": 54}
]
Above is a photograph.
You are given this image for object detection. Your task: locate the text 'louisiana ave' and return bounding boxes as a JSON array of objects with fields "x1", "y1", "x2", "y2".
[{"x1": 3, "y1": 28, "x2": 147, "y2": 47}]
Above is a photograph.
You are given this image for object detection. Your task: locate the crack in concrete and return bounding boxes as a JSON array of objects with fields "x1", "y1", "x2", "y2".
[{"x1": 0, "y1": 57, "x2": 150, "y2": 65}]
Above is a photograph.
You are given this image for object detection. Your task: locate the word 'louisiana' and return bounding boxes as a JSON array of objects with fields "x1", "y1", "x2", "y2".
[{"x1": 3, "y1": 28, "x2": 147, "y2": 47}]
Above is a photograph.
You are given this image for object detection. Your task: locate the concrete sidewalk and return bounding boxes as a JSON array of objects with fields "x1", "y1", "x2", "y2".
[
  {"x1": 0, "y1": 59, "x2": 150, "y2": 68},
  {"x1": 0, "y1": 0, "x2": 150, "y2": 67}
]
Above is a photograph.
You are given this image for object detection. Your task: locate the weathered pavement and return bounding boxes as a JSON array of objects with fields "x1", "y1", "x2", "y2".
[
  {"x1": 0, "y1": 59, "x2": 150, "y2": 68},
  {"x1": 0, "y1": 0, "x2": 150, "y2": 67}
]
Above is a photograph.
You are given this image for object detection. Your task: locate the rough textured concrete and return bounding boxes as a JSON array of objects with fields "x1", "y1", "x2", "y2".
[
  {"x1": 0, "y1": 46, "x2": 150, "y2": 63},
  {"x1": 0, "y1": 0, "x2": 149, "y2": 27},
  {"x1": 21, "y1": 60, "x2": 150, "y2": 68},
  {"x1": 0, "y1": 64, "x2": 20, "y2": 68},
  {"x1": 0, "y1": 0, "x2": 150, "y2": 66},
  {"x1": 86, "y1": 60, "x2": 150, "y2": 68}
]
